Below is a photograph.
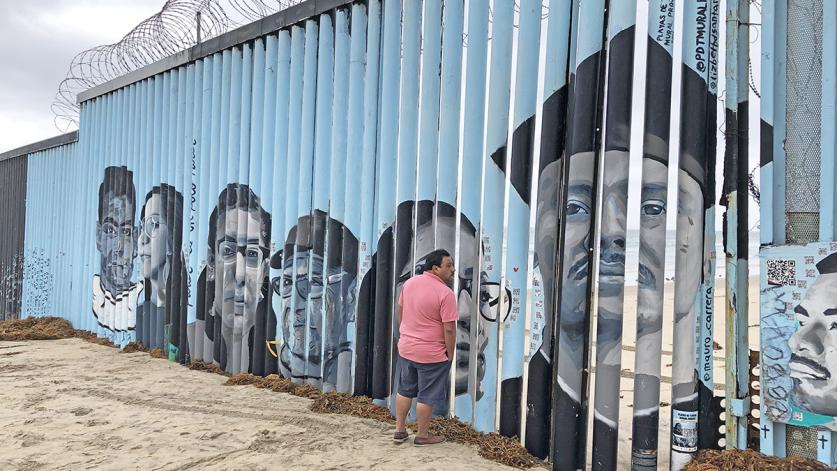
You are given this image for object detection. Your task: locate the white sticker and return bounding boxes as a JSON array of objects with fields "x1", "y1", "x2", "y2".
[{"x1": 671, "y1": 410, "x2": 698, "y2": 452}]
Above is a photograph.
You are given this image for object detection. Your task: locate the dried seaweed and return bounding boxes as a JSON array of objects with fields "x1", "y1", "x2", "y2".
[
  {"x1": 0, "y1": 317, "x2": 121, "y2": 348},
  {"x1": 187, "y1": 360, "x2": 231, "y2": 377},
  {"x1": 73, "y1": 330, "x2": 117, "y2": 347},
  {"x1": 0, "y1": 317, "x2": 76, "y2": 340},
  {"x1": 309, "y1": 392, "x2": 546, "y2": 469},
  {"x1": 310, "y1": 392, "x2": 395, "y2": 424},
  {"x1": 223, "y1": 373, "x2": 324, "y2": 400},
  {"x1": 684, "y1": 448, "x2": 831, "y2": 471},
  {"x1": 148, "y1": 348, "x2": 167, "y2": 358},
  {"x1": 120, "y1": 342, "x2": 148, "y2": 353},
  {"x1": 221, "y1": 374, "x2": 545, "y2": 468}
]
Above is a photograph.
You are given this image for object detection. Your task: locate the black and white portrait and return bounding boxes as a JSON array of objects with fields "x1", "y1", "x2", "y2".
[
  {"x1": 92, "y1": 165, "x2": 143, "y2": 332},
  {"x1": 274, "y1": 210, "x2": 359, "y2": 392}
]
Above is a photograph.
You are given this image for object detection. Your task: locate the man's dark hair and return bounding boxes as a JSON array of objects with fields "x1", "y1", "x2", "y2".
[
  {"x1": 424, "y1": 249, "x2": 451, "y2": 272},
  {"x1": 207, "y1": 183, "x2": 271, "y2": 259},
  {"x1": 98, "y1": 166, "x2": 136, "y2": 222}
]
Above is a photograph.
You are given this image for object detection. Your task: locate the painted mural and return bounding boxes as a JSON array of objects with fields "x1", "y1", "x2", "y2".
[
  {"x1": 275, "y1": 210, "x2": 358, "y2": 392},
  {"x1": 136, "y1": 183, "x2": 187, "y2": 361},
  {"x1": 761, "y1": 243, "x2": 837, "y2": 430},
  {"x1": 11, "y1": 0, "x2": 827, "y2": 467},
  {"x1": 368, "y1": 200, "x2": 489, "y2": 414},
  {"x1": 191, "y1": 183, "x2": 276, "y2": 375},
  {"x1": 92, "y1": 166, "x2": 143, "y2": 334}
]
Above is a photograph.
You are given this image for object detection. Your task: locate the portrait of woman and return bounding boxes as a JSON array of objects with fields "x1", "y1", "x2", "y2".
[{"x1": 135, "y1": 183, "x2": 187, "y2": 362}]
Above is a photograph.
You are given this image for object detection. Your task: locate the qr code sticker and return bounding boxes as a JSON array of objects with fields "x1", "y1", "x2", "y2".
[{"x1": 767, "y1": 259, "x2": 796, "y2": 286}]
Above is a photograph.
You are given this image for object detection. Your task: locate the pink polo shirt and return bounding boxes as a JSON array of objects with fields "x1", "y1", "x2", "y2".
[{"x1": 397, "y1": 271, "x2": 459, "y2": 364}]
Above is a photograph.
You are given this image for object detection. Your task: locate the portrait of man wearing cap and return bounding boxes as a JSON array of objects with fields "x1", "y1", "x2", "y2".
[{"x1": 274, "y1": 210, "x2": 359, "y2": 392}]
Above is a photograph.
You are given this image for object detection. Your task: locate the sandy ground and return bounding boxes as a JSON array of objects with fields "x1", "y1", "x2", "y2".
[
  {"x1": 0, "y1": 276, "x2": 761, "y2": 470},
  {"x1": 0, "y1": 339, "x2": 517, "y2": 471}
]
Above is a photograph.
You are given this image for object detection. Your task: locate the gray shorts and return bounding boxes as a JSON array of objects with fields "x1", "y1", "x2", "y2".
[{"x1": 397, "y1": 355, "x2": 450, "y2": 405}]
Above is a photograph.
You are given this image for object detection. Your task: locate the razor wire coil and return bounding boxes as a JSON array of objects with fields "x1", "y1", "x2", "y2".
[{"x1": 51, "y1": 0, "x2": 305, "y2": 132}]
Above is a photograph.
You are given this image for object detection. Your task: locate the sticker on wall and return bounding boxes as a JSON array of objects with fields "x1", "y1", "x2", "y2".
[
  {"x1": 671, "y1": 409, "x2": 698, "y2": 452},
  {"x1": 761, "y1": 242, "x2": 837, "y2": 430}
]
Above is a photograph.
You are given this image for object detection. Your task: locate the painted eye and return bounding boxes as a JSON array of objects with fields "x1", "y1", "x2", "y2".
[
  {"x1": 103, "y1": 224, "x2": 116, "y2": 235},
  {"x1": 641, "y1": 200, "x2": 666, "y2": 216},
  {"x1": 246, "y1": 248, "x2": 260, "y2": 259},
  {"x1": 566, "y1": 200, "x2": 590, "y2": 216},
  {"x1": 221, "y1": 244, "x2": 236, "y2": 258},
  {"x1": 799, "y1": 320, "x2": 807, "y2": 328},
  {"x1": 830, "y1": 322, "x2": 837, "y2": 331}
]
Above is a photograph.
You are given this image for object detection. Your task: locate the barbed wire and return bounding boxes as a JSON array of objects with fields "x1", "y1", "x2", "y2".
[
  {"x1": 54, "y1": 0, "x2": 557, "y2": 130},
  {"x1": 748, "y1": 165, "x2": 760, "y2": 205},
  {"x1": 52, "y1": 0, "x2": 304, "y2": 132}
]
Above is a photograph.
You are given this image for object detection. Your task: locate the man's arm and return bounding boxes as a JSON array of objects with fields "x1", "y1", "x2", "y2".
[
  {"x1": 443, "y1": 321, "x2": 455, "y2": 362},
  {"x1": 397, "y1": 302, "x2": 403, "y2": 327}
]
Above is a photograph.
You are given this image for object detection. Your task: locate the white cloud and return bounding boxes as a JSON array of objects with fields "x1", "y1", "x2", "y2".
[{"x1": 0, "y1": 0, "x2": 162, "y2": 154}]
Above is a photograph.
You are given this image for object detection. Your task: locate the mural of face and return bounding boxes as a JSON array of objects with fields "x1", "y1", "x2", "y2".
[
  {"x1": 281, "y1": 250, "x2": 326, "y2": 383},
  {"x1": 636, "y1": 159, "x2": 668, "y2": 323},
  {"x1": 214, "y1": 207, "x2": 267, "y2": 337},
  {"x1": 97, "y1": 192, "x2": 137, "y2": 294},
  {"x1": 671, "y1": 166, "x2": 705, "y2": 389},
  {"x1": 598, "y1": 151, "x2": 629, "y2": 300},
  {"x1": 789, "y1": 270, "x2": 837, "y2": 416},
  {"x1": 557, "y1": 151, "x2": 595, "y2": 388},
  {"x1": 138, "y1": 194, "x2": 170, "y2": 284},
  {"x1": 393, "y1": 213, "x2": 486, "y2": 400},
  {"x1": 534, "y1": 159, "x2": 561, "y2": 358},
  {"x1": 673, "y1": 168, "x2": 704, "y2": 316},
  {"x1": 277, "y1": 214, "x2": 357, "y2": 388}
]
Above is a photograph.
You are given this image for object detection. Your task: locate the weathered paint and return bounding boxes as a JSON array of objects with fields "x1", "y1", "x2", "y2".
[{"x1": 0, "y1": 154, "x2": 28, "y2": 320}]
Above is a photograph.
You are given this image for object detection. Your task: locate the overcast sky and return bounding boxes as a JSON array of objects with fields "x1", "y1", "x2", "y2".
[
  {"x1": 0, "y1": 0, "x2": 760, "y2": 230},
  {"x1": 0, "y1": 0, "x2": 162, "y2": 154}
]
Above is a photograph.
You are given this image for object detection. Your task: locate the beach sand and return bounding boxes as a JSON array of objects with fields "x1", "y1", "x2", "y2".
[
  {"x1": 1, "y1": 275, "x2": 761, "y2": 470},
  {"x1": 0, "y1": 338, "x2": 517, "y2": 471}
]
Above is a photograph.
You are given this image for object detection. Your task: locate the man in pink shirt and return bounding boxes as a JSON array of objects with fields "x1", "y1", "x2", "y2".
[{"x1": 393, "y1": 249, "x2": 458, "y2": 446}]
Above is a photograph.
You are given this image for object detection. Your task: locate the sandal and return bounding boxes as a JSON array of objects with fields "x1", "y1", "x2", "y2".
[{"x1": 393, "y1": 431, "x2": 409, "y2": 443}]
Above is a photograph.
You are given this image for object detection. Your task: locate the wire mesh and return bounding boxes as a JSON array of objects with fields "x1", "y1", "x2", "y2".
[
  {"x1": 50, "y1": 0, "x2": 305, "y2": 132},
  {"x1": 54, "y1": 0, "x2": 556, "y2": 130},
  {"x1": 786, "y1": 424, "x2": 820, "y2": 460},
  {"x1": 784, "y1": 0, "x2": 823, "y2": 243}
]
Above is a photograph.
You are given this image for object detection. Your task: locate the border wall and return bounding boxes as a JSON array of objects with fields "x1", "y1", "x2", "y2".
[{"x1": 1, "y1": 0, "x2": 835, "y2": 468}]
